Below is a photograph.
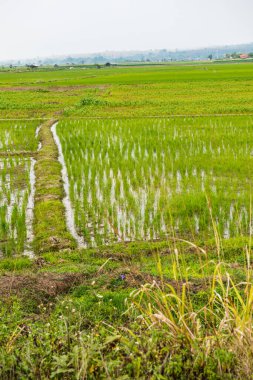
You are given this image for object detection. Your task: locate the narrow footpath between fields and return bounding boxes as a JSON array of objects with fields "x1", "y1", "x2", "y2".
[{"x1": 33, "y1": 119, "x2": 76, "y2": 253}]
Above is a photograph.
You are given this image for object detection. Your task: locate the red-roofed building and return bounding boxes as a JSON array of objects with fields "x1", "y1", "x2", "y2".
[{"x1": 240, "y1": 54, "x2": 249, "y2": 59}]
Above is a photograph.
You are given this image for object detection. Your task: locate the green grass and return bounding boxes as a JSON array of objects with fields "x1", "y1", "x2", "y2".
[
  {"x1": 33, "y1": 120, "x2": 76, "y2": 253},
  {"x1": 0, "y1": 240, "x2": 252, "y2": 379}
]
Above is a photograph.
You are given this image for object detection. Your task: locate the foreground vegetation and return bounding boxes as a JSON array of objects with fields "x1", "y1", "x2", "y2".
[
  {"x1": 1, "y1": 62, "x2": 253, "y2": 378},
  {"x1": 1, "y1": 239, "x2": 253, "y2": 379}
]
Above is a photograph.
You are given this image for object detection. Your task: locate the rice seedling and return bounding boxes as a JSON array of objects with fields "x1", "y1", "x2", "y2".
[
  {"x1": 0, "y1": 121, "x2": 40, "y2": 257},
  {"x1": 0, "y1": 157, "x2": 31, "y2": 255},
  {"x1": 57, "y1": 116, "x2": 253, "y2": 247},
  {"x1": 0, "y1": 120, "x2": 39, "y2": 152}
]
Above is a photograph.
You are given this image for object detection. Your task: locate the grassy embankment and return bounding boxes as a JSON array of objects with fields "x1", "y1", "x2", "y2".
[
  {"x1": 33, "y1": 119, "x2": 76, "y2": 253},
  {"x1": 0, "y1": 236, "x2": 253, "y2": 378}
]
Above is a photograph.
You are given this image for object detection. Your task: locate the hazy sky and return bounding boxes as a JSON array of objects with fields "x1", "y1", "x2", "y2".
[{"x1": 1, "y1": 0, "x2": 253, "y2": 60}]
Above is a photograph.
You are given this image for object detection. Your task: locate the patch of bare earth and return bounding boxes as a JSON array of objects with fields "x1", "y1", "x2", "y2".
[
  {"x1": 0, "y1": 273, "x2": 84, "y2": 300},
  {"x1": 0, "y1": 85, "x2": 108, "y2": 92},
  {"x1": 93, "y1": 266, "x2": 208, "y2": 293}
]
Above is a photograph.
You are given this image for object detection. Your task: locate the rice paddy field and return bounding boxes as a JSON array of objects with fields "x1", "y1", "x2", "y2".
[
  {"x1": 58, "y1": 117, "x2": 253, "y2": 246},
  {"x1": 0, "y1": 121, "x2": 39, "y2": 256},
  {"x1": 1, "y1": 62, "x2": 253, "y2": 379},
  {"x1": 1, "y1": 62, "x2": 253, "y2": 118},
  {"x1": 0, "y1": 120, "x2": 39, "y2": 152}
]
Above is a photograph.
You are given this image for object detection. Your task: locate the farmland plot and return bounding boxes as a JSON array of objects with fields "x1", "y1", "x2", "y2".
[
  {"x1": 0, "y1": 121, "x2": 39, "y2": 256},
  {"x1": 0, "y1": 120, "x2": 39, "y2": 152},
  {"x1": 57, "y1": 117, "x2": 253, "y2": 246}
]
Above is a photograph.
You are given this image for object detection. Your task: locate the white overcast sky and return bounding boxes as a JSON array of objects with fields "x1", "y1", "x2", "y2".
[{"x1": 0, "y1": 0, "x2": 253, "y2": 60}]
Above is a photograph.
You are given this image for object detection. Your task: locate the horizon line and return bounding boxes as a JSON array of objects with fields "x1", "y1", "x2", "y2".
[{"x1": 1, "y1": 40, "x2": 253, "y2": 63}]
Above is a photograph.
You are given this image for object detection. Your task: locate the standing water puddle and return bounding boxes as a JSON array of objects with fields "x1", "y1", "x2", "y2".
[
  {"x1": 23, "y1": 126, "x2": 43, "y2": 258},
  {"x1": 23, "y1": 125, "x2": 43, "y2": 257},
  {"x1": 51, "y1": 123, "x2": 86, "y2": 248},
  {"x1": 23, "y1": 157, "x2": 36, "y2": 258}
]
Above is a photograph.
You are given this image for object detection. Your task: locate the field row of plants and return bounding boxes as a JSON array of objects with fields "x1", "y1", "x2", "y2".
[
  {"x1": 0, "y1": 120, "x2": 39, "y2": 152},
  {"x1": 0, "y1": 121, "x2": 39, "y2": 256},
  {"x1": 57, "y1": 117, "x2": 253, "y2": 247}
]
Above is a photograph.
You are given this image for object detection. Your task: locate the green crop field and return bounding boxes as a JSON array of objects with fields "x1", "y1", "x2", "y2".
[
  {"x1": 0, "y1": 120, "x2": 39, "y2": 152},
  {"x1": 1, "y1": 62, "x2": 253, "y2": 378},
  {"x1": 57, "y1": 117, "x2": 253, "y2": 247},
  {"x1": 0, "y1": 121, "x2": 39, "y2": 256},
  {"x1": 1, "y1": 62, "x2": 253, "y2": 118}
]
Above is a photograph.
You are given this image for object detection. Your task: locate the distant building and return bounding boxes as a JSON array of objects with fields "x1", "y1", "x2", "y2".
[
  {"x1": 240, "y1": 54, "x2": 249, "y2": 59},
  {"x1": 26, "y1": 64, "x2": 39, "y2": 69}
]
